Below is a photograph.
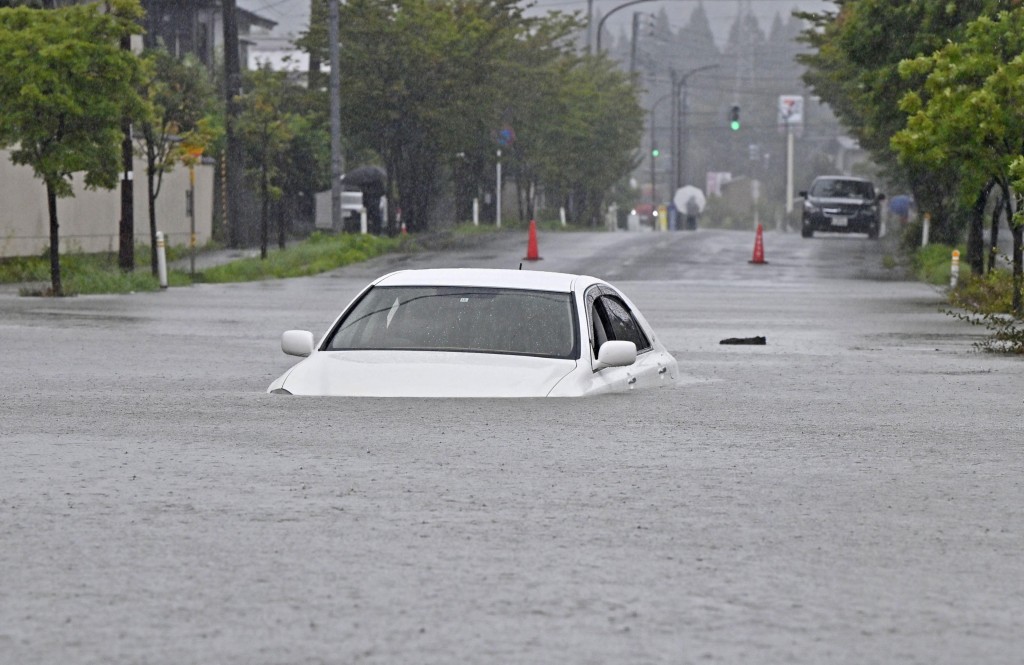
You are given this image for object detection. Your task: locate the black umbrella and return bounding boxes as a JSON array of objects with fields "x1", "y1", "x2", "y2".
[{"x1": 340, "y1": 165, "x2": 386, "y2": 188}]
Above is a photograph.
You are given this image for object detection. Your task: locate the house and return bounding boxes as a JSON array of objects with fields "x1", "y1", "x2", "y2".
[{"x1": 141, "y1": 0, "x2": 277, "y2": 70}]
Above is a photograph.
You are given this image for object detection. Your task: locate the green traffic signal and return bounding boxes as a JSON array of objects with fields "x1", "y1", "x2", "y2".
[
  {"x1": 729, "y1": 105, "x2": 740, "y2": 131},
  {"x1": 651, "y1": 147, "x2": 660, "y2": 157}
]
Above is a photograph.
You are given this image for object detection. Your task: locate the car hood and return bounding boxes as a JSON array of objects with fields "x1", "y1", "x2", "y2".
[{"x1": 272, "y1": 350, "x2": 579, "y2": 397}]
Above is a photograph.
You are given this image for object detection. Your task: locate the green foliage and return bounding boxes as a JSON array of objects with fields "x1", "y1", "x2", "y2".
[
  {"x1": 136, "y1": 48, "x2": 220, "y2": 273},
  {"x1": 892, "y1": 9, "x2": 1024, "y2": 198},
  {"x1": 197, "y1": 233, "x2": 407, "y2": 283},
  {"x1": 951, "y1": 269, "x2": 1015, "y2": 315},
  {"x1": 797, "y1": 0, "x2": 1000, "y2": 242},
  {"x1": 913, "y1": 243, "x2": 966, "y2": 285},
  {"x1": 0, "y1": 0, "x2": 146, "y2": 196},
  {"x1": 238, "y1": 67, "x2": 300, "y2": 198},
  {"x1": 2, "y1": 250, "x2": 182, "y2": 295},
  {"x1": 0, "y1": 0, "x2": 147, "y2": 295},
  {"x1": 300, "y1": 0, "x2": 643, "y2": 230}
]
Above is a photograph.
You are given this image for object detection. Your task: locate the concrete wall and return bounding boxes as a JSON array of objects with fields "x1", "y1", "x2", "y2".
[{"x1": 1, "y1": 149, "x2": 214, "y2": 258}]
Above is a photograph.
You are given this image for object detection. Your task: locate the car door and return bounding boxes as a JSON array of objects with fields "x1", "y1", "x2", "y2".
[{"x1": 585, "y1": 286, "x2": 667, "y2": 392}]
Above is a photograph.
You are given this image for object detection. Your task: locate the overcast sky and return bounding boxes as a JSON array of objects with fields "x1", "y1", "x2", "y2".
[{"x1": 244, "y1": 0, "x2": 832, "y2": 45}]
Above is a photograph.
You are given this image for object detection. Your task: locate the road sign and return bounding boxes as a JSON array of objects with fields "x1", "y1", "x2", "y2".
[{"x1": 778, "y1": 95, "x2": 804, "y2": 133}]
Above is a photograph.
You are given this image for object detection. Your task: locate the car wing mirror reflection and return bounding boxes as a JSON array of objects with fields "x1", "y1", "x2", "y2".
[
  {"x1": 282, "y1": 330, "x2": 315, "y2": 357},
  {"x1": 594, "y1": 340, "x2": 637, "y2": 370}
]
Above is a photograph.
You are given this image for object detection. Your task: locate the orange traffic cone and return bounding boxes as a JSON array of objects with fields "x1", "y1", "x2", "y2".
[
  {"x1": 523, "y1": 219, "x2": 542, "y2": 261},
  {"x1": 400, "y1": 221, "x2": 408, "y2": 236},
  {"x1": 749, "y1": 223, "x2": 767, "y2": 264}
]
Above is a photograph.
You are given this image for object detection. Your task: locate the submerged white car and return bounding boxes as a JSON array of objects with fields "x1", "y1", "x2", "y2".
[{"x1": 268, "y1": 268, "x2": 678, "y2": 397}]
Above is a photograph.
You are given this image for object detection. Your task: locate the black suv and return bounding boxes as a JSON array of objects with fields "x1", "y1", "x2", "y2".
[{"x1": 799, "y1": 176, "x2": 885, "y2": 239}]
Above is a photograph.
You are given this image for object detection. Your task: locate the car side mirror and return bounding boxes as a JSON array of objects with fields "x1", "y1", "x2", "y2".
[
  {"x1": 595, "y1": 340, "x2": 637, "y2": 369},
  {"x1": 798, "y1": 190, "x2": 808, "y2": 198},
  {"x1": 282, "y1": 330, "x2": 315, "y2": 357}
]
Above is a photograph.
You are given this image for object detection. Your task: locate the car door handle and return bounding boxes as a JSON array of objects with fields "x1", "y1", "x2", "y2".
[
  {"x1": 627, "y1": 377, "x2": 637, "y2": 385},
  {"x1": 658, "y1": 366, "x2": 668, "y2": 374}
]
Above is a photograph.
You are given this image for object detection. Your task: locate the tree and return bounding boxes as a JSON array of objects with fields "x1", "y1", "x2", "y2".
[
  {"x1": 300, "y1": 0, "x2": 645, "y2": 232},
  {"x1": 797, "y1": 0, "x2": 1001, "y2": 243},
  {"x1": 236, "y1": 67, "x2": 299, "y2": 259},
  {"x1": 0, "y1": 1, "x2": 146, "y2": 295},
  {"x1": 892, "y1": 9, "x2": 1024, "y2": 313},
  {"x1": 136, "y1": 49, "x2": 218, "y2": 275}
]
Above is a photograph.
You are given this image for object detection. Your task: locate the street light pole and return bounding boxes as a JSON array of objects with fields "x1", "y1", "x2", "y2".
[
  {"x1": 595, "y1": 0, "x2": 657, "y2": 53},
  {"x1": 672, "y1": 64, "x2": 720, "y2": 192}
]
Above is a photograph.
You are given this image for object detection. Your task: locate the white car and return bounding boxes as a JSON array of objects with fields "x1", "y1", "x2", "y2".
[{"x1": 268, "y1": 268, "x2": 678, "y2": 397}]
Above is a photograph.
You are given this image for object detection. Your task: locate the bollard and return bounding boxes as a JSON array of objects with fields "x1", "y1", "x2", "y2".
[
  {"x1": 360, "y1": 207, "x2": 368, "y2": 234},
  {"x1": 921, "y1": 213, "x2": 931, "y2": 247},
  {"x1": 950, "y1": 249, "x2": 960, "y2": 288},
  {"x1": 473, "y1": 198, "x2": 479, "y2": 226},
  {"x1": 156, "y1": 231, "x2": 168, "y2": 289},
  {"x1": 560, "y1": 206, "x2": 567, "y2": 227}
]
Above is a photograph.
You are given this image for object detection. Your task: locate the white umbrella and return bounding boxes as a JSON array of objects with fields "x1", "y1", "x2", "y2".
[{"x1": 673, "y1": 185, "x2": 706, "y2": 213}]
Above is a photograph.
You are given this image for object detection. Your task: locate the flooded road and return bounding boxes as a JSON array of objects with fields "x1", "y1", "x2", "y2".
[{"x1": 2, "y1": 228, "x2": 1021, "y2": 664}]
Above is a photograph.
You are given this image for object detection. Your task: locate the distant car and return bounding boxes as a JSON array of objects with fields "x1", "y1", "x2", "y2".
[
  {"x1": 799, "y1": 176, "x2": 885, "y2": 239},
  {"x1": 268, "y1": 268, "x2": 679, "y2": 397}
]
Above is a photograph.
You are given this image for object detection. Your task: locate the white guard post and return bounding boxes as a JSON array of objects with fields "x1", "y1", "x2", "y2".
[{"x1": 156, "y1": 231, "x2": 168, "y2": 289}]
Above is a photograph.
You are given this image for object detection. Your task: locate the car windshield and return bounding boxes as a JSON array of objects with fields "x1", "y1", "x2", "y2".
[
  {"x1": 810, "y1": 179, "x2": 874, "y2": 199},
  {"x1": 324, "y1": 285, "x2": 578, "y2": 359}
]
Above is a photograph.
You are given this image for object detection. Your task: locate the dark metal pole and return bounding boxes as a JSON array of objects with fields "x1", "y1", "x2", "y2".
[
  {"x1": 650, "y1": 106, "x2": 657, "y2": 206},
  {"x1": 222, "y1": 0, "x2": 244, "y2": 247},
  {"x1": 670, "y1": 70, "x2": 679, "y2": 197},
  {"x1": 329, "y1": 0, "x2": 343, "y2": 230},
  {"x1": 680, "y1": 82, "x2": 688, "y2": 188},
  {"x1": 118, "y1": 33, "x2": 134, "y2": 272},
  {"x1": 630, "y1": 12, "x2": 639, "y2": 74}
]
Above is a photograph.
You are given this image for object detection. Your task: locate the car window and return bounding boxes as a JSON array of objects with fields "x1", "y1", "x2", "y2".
[
  {"x1": 324, "y1": 286, "x2": 578, "y2": 359},
  {"x1": 810, "y1": 179, "x2": 874, "y2": 199},
  {"x1": 590, "y1": 294, "x2": 650, "y2": 357}
]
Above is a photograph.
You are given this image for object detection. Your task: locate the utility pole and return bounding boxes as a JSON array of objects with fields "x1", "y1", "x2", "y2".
[
  {"x1": 329, "y1": 0, "x2": 343, "y2": 230},
  {"x1": 117, "y1": 32, "x2": 134, "y2": 272},
  {"x1": 222, "y1": 0, "x2": 244, "y2": 247},
  {"x1": 307, "y1": 0, "x2": 323, "y2": 90},
  {"x1": 629, "y1": 12, "x2": 639, "y2": 74},
  {"x1": 670, "y1": 69, "x2": 678, "y2": 196},
  {"x1": 674, "y1": 64, "x2": 720, "y2": 191},
  {"x1": 586, "y1": 0, "x2": 593, "y2": 53}
]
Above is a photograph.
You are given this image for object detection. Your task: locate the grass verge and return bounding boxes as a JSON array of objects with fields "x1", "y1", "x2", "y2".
[
  {"x1": 912, "y1": 243, "x2": 967, "y2": 285},
  {"x1": 2, "y1": 233, "x2": 411, "y2": 295},
  {"x1": 197, "y1": 233, "x2": 409, "y2": 283}
]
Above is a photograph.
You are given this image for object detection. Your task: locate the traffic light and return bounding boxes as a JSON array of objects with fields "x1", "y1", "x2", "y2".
[
  {"x1": 651, "y1": 146, "x2": 660, "y2": 158},
  {"x1": 729, "y1": 105, "x2": 741, "y2": 131}
]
